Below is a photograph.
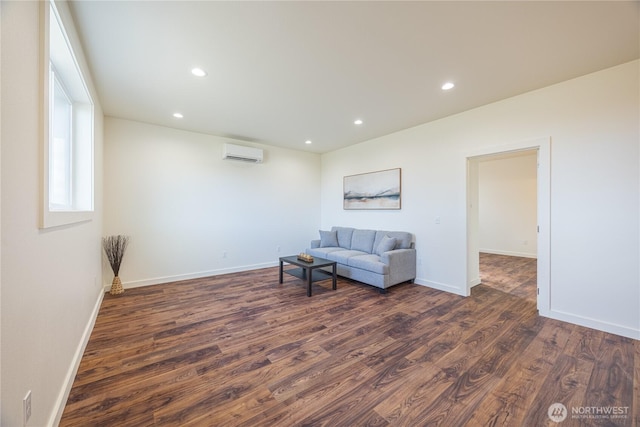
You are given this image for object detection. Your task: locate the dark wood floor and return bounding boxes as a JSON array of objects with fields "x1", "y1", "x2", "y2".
[
  {"x1": 479, "y1": 252, "x2": 537, "y2": 304},
  {"x1": 60, "y1": 256, "x2": 638, "y2": 426}
]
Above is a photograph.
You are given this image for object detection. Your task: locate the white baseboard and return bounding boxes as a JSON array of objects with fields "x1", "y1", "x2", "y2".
[
  {"x1": 539, "y1": 308, "x2": 640, "y2": 340},
  {"x1": 49, "y1": 286, "x2": 105, "y2": 426},
  {"x1": 480, "y1": 248, "x2": 537, "y2": 259},
  {"x1": 105, "y1": 261, "x2": 279, "y2": 292},
  {"x1": 414, "y1": 278, "x2": 468, "y2": 296},
  {"x1": 468, "y1": 277, "x2": 482, "y2": 288}
]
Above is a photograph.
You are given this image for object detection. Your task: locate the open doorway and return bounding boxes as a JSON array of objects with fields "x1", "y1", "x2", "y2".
[
  {"x1": 478, "y1": 151, "x2": 537, "y2": 304},
  {"x1": 466, "y1": 137, "x2": 550, "y2": 314}
]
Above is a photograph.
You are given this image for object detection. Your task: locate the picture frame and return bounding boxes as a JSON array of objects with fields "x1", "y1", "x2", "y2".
[{"x1": 343, "y1": 168, "x2": 401, "y2": 210}]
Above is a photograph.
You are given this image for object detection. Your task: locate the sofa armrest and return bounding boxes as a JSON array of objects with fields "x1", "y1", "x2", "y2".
[
  {"x1": 381, "y1": 248, "x2": 417, "y2": 284},
  {"x1": 380, "y1": 248, "x2": 415, "y2": 264},
  {"x1": 310, "y1": 239, "x2": 321, "y2": 249}
]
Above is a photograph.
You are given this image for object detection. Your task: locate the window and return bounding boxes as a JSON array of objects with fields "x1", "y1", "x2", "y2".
[
  {"x1": 42, "y1": 1, "x2": 94, "y2": 227},
  {"x1": 50, "y1": 69, "x2": 73, "y2": 209}
]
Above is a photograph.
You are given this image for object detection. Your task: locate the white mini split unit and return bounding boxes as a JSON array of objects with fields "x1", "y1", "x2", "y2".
[{"x1": 222, "y1": 143, "x2": 264, "y2": 163}]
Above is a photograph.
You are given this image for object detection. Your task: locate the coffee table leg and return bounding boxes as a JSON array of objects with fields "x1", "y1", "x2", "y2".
[
  {"x1": 279, "y1": 260, "x2": 283, "y2": 284},
  {"x1": 307, "y1": 267, "x2": 312, "y2": 297},
  {"x1": 332, "y1": 264, "x2": 337, "y2": 290}
]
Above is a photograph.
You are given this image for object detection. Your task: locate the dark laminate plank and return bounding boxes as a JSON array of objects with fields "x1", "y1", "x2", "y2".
[
  {"x1": 520, "y1": 354, "x2": 593, "y2": 426},
  {"x1": 276, "y1": 366, "x2": 382, "y2": 426},
  {"x1": 373, "y1": 362, "x2": 454, "y2": 425},
  {"x1": 60, "y1": 263, "x2": 637, "y2": 427},
  {"x1": 406, "y1": 310, "x2": 546, "y2": 426},
  {"x1": 464, "y1": 319, "x2": 575, "y2": 426},
  {"x1": 582, "y1": 334, "x2": 636, "y2": 422},
  {"x1": 566, "y1": 327, "x2": 608, "y2": 363},
  {"x1": 430, "y1": 296, "x2": 537, "y2": 378},
  {"x1": 480, "y1": 252, "x2": 537, "y2": 304},
  {"x1": 403, "y1": 289, "x2": 520, "y2": 365}
]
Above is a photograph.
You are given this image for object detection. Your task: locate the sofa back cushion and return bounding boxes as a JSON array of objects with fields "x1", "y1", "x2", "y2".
[
  {"x1": 331, "y1": 226, "x2": 355, "y2": 249},
  {"x1": 351, "y1": 229, "x2": 377, "y2": 253},
  {"x1": 374, "y1": 230, "x2": 413, "y2": 250},
  {"x1": 319, "y1": 230, "x2": 339, "y2": 247},
  {"x1": 375, "y1": 235, "x2": 397, "y2": 255}
]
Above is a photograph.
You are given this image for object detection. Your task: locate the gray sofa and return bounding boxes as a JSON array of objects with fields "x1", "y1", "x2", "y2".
[{"x1": 306, "y1": 226, "x2": 416, "y2": 291}]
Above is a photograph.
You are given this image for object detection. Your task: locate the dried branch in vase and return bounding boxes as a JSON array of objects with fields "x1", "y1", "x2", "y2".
[{"x1": 102, "y1": 235, "x2": 130, "y2": 276}]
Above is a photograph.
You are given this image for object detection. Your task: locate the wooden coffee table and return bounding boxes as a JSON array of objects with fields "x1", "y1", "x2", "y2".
[{"x1": 279, "y1": 255, "x2": 337, "y2": 297}]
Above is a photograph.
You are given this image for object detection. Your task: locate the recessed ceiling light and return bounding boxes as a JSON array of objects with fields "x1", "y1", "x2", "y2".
[
  {"x1": 191, "y1": 68, "x2": 207, "y2": 77},
  {"x1": 305, "y1": 140, "x2": 312, "y2": 145},
  {"x1": 442, "y1": 82, "x2": 455, "y2": 90},
  {"x1": 354, "y1": 119, "x2": 363, "y2": 125},
  {"x1": 173, "y1": 112, "x2": 184, "y2": 118}
]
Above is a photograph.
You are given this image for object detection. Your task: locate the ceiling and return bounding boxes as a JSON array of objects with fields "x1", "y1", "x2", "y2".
[{"x1": 69, "y1": 1, "x2": 639, "y2": 154}]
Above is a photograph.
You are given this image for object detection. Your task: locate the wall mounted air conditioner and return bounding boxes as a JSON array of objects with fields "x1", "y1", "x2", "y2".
[{"x1": 222, "y1": 143, "x2": 264, "y2": 163}]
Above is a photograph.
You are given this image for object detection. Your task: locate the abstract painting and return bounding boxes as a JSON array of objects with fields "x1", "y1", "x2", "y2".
[{"x1": 343, "y1": 168, "x2": 401, "y2": 210}]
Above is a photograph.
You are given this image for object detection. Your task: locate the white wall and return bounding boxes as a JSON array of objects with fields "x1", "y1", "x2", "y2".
[
  {"x1": 0, "y1": 1, "x2": 3, "y2": 420},
  {"x1": 320, "y1": 60, "x2": 639, "y2": 339},
  {"x1": 103, "y1": 118, "x2": 321, "y2": 287},
  {"x1": 478, "y1": 152, "x2": 537, "y2": 258},
  {"x1": 1, "y1": 2, "x2": 104, "y2": 426},
  {"x1": 0, "y1": 5, "x2": 635, "y2": 426}
]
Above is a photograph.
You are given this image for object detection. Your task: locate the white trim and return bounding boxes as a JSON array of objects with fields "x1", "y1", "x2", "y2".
[
  {"x1": 468, "y1": 277, "x2": 482, "y2": 289},
  {"x1": 540, "y1": 308, "x2": 640, "y2": 340},
  {"x1": 466, "y1": 137, "x2": 551, "y2": 314},
  {"x1": 414, "y1": 278, "x2": 468, "y2": 297},
  {"x1": 48, "y1": 286, "x2": 104, "y2": 427},
  {"x1": 106, "y1": 261, "x2": 279, "y2": 291}
]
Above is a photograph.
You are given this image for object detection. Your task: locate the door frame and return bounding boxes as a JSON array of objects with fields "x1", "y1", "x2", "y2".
[{"x1": 466, "y1": 137, "x2": 550, "y2": 314}]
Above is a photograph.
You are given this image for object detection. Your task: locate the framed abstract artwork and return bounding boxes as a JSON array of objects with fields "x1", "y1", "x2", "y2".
[{"x1": 343, "y1": 168, "x2": 401, "y2": 210}]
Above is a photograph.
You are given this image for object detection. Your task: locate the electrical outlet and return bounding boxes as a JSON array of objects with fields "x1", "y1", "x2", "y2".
[
  {"x1": 23, "y1": 390, "x2": 32, "y2": 425},
  {"x1": 277, "y1": 246, "x2": 281, "y2": 252},
  {"x1": 222, "y1": 251, "x2": 227, "y2": 258}
]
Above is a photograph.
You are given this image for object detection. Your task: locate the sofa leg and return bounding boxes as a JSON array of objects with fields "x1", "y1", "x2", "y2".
[{"x1": 379, "y1": 288, "x2": 387, "y2": 294}]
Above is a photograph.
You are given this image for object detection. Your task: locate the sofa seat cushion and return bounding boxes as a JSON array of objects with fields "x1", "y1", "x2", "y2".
[
  {"x1": 327, "y1": 250, "x2": 368, "y2": 264},
  {"x1": 348, "y1": 254, "x2": 389, "y2": 275},
  {"x1": 307, "y1": 247, "x2": 343, "y2": 258}
]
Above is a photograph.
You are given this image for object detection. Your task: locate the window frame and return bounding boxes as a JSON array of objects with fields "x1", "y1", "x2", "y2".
[{"x1": 40, "y1": 0, "x2": 95, "y2": 228}]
